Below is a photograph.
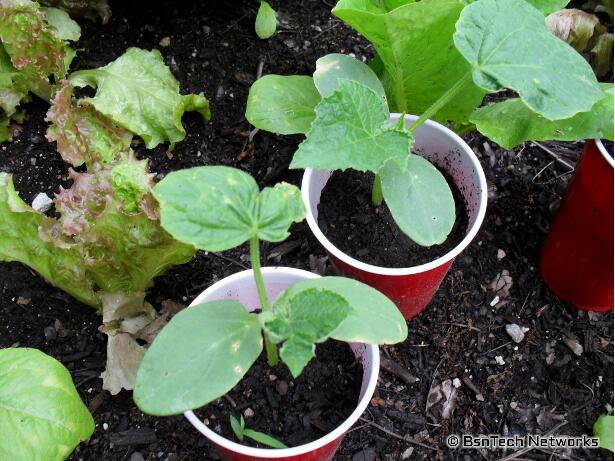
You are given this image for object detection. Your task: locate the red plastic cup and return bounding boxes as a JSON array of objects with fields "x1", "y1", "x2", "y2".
[
  {"x1": 302, "y1": 114, "x2": 488, "y2": 319},
  {"x1": 540, "y1": 139, "x2": 614, "y2": 311},
  {"x1": 183, "y1": 267, "x2": 380, "y2": 461}
]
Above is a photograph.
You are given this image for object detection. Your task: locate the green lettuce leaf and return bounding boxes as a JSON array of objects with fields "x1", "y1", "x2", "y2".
[
  {"x1": 43, "y1": 6, "x2": 81, "y2": 42},
  {"x1": 69, "y1": 48, "x2": 211, "y2": 148},
  {"x1": 46, "y1": 81, "x2": 133, "y2": 167},
  {"x1": 525, "y1": 0, "x2": 571, "y2": 14},
  {"x1": 333, "y1": 0, "x2": 486, "y2": 125},
  {"x1": 471, "y1": 83, "x2": 614, "y2": 149},
  {"x1": 0, "y1": 44, "x2": 29, "y2": 140},
  {"x1": 0, "y1": 173, "x2": 98, "y2": 306},
  {"x1": 43, "y1": 154, "x2": 195, "y2": 294},
  {"x1": 0, "y1": 0, "x2": 73, "y2": 99},
  {"x1": 290, "y1": 79, "x2": 413, "y2": 173},
  {"x1": 0, "y1": 348, "x2": 94, "y2": 461}
]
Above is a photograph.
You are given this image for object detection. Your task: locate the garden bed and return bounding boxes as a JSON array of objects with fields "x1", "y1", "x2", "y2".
[{"x1": 0, "y1": 0, "x2": 613, "y2": 460}]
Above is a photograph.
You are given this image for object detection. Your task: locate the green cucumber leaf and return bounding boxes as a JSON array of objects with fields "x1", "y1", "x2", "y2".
[
  {"x1": 333, "y1": 0, "x2": 486, "y2": 125},
  {"x1": 264, "y1": 288, "x2": 352, "y2": 377},
  {"x1": 274, "y1": 276, "x2": 407, "y2": 344},
  {"x1": 246, "y1": 75, "x2": 320, "y2": 135},
  {"x1": 471, "y1": 83, "x2": 614, "y2": 149},
  {"x1": 46, "y1": 81, "x2": 133, "y2": 167},
  {"x1": 380, "y1": 154, "x2": 455, "y2": 246},
  {"x1": 313, "y1": 53, "x2": 385, "y2": 100},
  {"x1": 0, "y1": 348, "x2": 94, "y2": 461},
  {"x1": 454, "y1": 0, "x2": 602, "y2": 120},
  {"x1": 134, "y1": 300, "x2": 263, "y2": 415},
  {"x1": 43, "y1": 7, "x2": 81, "y2": 42},
  {"x1": 69, "y1": 48, "x2": 210, "y2": 148},
  {"x1": 593, "y1": 414, "x2": 614, "y2": 452},
  {"x1": 290, "y1": 79, "x2": 413, "y2": 173},
  {"x1": 153, "y1": 166, "x2": 305, "y2": 252},
  {"x1": 255, "y1": 1, "x2": 277, "y2": 39}
]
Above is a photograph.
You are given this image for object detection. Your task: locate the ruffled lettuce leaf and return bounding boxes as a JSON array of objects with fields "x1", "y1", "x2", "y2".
[
  {"x1": 69, "y1": 48, "x2": 211, "y2": 148},
  {"x1": 46, "y1": 81, "x2": 133, "y2": 167},
  {"x1": 0, "y1": 0, "x2": 77, "y2": 100}
]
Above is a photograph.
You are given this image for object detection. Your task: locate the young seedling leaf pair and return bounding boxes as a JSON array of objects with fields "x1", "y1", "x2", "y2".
[
  {"x1": 134, "y1": 166, "x2": 408, "y2": 425},
  {"x1": 230, "y1": 415, "x2": 288, "y2": 449}
]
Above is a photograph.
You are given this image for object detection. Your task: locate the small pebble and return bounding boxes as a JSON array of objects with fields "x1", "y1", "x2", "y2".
[
  {"x1": 402, "y1": 447, "x2": 414, "y2": 459},
  {"x1": 562, "y1": 336, "x2": 583, "y2": 356},
  {"x1": 159, "y1": 36, "x2": 171, "y2": 47},
  {"x1": 453, "y1": 378, "x2": 462, "y2": 388},
  {"x1": 130, "y1": 452, "x2": 145, "y2": 461},
  {"x1": 495, "y1": 355, "x2": 505, "y2": 366},
  {"x1": 103, "y1": 423, "x2": 109, "y2": 430},
  {"x1": 276, "y1": 380, "x2": 288, "y2": 396},
  {"x1": 505, "y1": 324, "x2": 525, "y2": 343},
  {"x1": 32, "y1": 192, "x2": 53, "y2": 212},
  {"x1": 497, "y1": 249, "x2": 506, "y2": 260},
  {"x1": 490, "y1": 295, "x2": 500, "y2": 307},
  {"x1": 243, "y1": 408, "x2": 254, "y2": 418}
]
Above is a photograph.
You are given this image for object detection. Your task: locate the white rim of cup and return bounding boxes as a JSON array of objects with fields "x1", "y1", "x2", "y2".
[
  {"x1": 302, "y1": 115, "x2": 489, "y2": 277},
  {"x1": 596, "y1": 139, "x2": 614, "y2": 169},
  {"x1": 184, "y1": 267, "x2": 381, "y2": 458}
]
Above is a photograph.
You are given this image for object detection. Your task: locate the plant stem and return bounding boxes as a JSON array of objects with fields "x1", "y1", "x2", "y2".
[
  {"x1": 249, "y1": 236, "x2": 279, "y2": 366},
  {"x1": 371, "y1": 174, "x2": 383, "y2": 205},
  {"x1": 407, "y1": 72, "x2": 471, "y2": 134}
]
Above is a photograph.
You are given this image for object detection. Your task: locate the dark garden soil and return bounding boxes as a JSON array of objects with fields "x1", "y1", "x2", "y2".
[
  {"x1": 199, "y1": 340, "x2": 361, "y2": 449},
  {"x1": 318, "y1": 169, "x2": 468, "y2": 268},
  {"x1": 0, "y1": 0, "x2": 613, "y2": 460}
]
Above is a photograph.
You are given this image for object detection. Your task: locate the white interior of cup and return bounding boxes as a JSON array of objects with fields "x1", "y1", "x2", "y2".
[
  {"x1": 184, "y1": 267, "x2": 380, "y2": 459},
  {"x1": 302, "y1": 113, "x2": 488, "y2": 276}
]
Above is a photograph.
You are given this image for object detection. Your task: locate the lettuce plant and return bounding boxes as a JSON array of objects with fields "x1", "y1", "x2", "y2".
[
  {"x1": 0, "y1": 348, "x2": 94, "y2": 461},
  {"x1": 246, "y1": 0, "x2": 610, "y2": 248},
  {"x1": 0, "y1": 82, "x2": 198, "y2": 392},
  {"x1": 0, "y1": 0, "x2": 81, "y2": 140},
  {"x1": 133, "y1": 166, "x2": 407, "y2": 423}
]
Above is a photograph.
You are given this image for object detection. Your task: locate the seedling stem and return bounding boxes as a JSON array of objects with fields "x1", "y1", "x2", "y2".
[{"x1": 249, "y1": 236, "x2": 279, "y2": 366}]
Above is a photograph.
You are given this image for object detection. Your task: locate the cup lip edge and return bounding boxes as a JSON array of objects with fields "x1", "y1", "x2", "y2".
[
  {"x1": 184, "y1": 267, "x2": 381, "y2": 458},
  {"x1": 302, "y1": 113, "x2": 489, "y2": 276},
  {"x1": 595, "y1": 139, "x2": 615, "y2": 168}
]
